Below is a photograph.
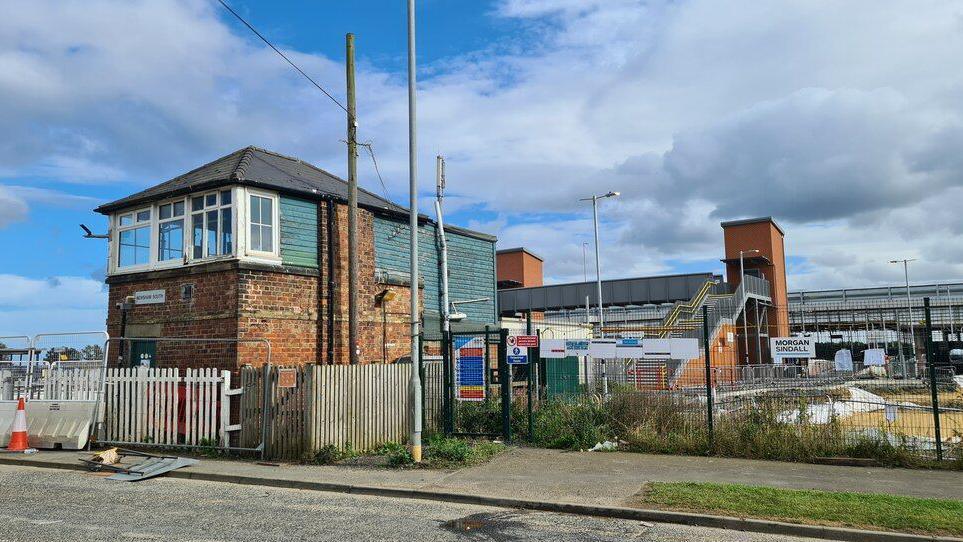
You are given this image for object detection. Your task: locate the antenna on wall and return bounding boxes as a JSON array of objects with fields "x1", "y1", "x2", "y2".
[
  {"x1": 80, "y1": 224, "x2": 108, "y2": 239},
  {"x1": 436, "y1": 155, "x2": 446, "y2": 197}
]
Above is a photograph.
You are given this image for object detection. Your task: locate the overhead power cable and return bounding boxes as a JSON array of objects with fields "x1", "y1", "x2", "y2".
[
  {"x1": 216, "y1": 0, "x2": 348, "y2": 114},
  {"x1": 360, "y1": 142, "x2": 391, "y2": 203},
  {"x1": 217, "y1": 1, "x2": 397, "y2": 203}
]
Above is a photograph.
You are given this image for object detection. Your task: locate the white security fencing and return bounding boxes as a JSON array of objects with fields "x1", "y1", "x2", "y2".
[
  {"x1": 102, "y1": 368, "x2": 236, "y2": 447},
  {"x1": 0, "y1": 332, "x2": 109, "y2": 449}
]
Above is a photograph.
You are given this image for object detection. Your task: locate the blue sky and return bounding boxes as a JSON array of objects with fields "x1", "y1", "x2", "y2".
[{"x1": 3, "y1": 0, "x2": 963, "y2": 334}]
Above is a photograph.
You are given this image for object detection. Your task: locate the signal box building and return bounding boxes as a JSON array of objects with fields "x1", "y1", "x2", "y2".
[{"x1": 95, "y1": 147, "x2": 497, "y2": 369}]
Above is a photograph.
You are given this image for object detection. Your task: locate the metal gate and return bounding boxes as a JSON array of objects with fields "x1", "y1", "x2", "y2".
[{"x1": 440, "y1": 328, "x2": 512, "y2": 441}]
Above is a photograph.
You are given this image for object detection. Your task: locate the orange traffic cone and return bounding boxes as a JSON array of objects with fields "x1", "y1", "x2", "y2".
[{"x1": 6, "y1": 398, "x2": 30, "y2": 452}]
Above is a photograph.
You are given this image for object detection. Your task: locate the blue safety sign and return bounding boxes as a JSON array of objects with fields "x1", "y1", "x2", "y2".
[{"x1": 507, "y1": 345, "x2": 528, "y2": 365}]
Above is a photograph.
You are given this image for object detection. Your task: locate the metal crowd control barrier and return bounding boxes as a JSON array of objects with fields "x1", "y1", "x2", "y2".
[{"x1": 1, "y1": 332, "x2": 109, "y2": 450}]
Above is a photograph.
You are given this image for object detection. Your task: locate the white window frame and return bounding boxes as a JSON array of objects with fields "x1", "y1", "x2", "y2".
[
  {"x1": 188, "y1": 189, "x2": 235, "y2": 263},
  {"x1": 155, "y1": 196, "x2": 187, "y2": 268},
  {"x1": 115, "y1": 206, "x2": 153, "y2": 272},
  {"x1": 243, "y1": 188, "x2": 280, "y2": 262},
  {"x1": 107, "y1": 186, "x2": 241, "y2": 276}
]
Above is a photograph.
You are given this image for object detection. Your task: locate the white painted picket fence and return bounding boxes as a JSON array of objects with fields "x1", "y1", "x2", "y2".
[{"x1": 102, "y1": 368, "x2": 235, "y2": 447}]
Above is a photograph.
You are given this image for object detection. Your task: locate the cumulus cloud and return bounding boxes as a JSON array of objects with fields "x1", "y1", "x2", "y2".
[
  {"x1": 3, "y1": 0, "x2": 963, "y2": 291},
  {"x1": 0, "y1": 274, "x2": 107, "y2": 334}
]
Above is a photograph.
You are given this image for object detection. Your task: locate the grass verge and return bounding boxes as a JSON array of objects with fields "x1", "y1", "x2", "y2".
[
  {"x1": 313, "y1": 436, "x2": 506, "y2": 469},
  {"x1": 638, "y1": 481, "x2": 963, "y2": 536}
]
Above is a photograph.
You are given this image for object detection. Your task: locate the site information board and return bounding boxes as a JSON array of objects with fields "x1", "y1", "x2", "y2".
[
  {"x1": 770, "y1": 336, "x2": 815, "y2": 360},
  {"x1": 540, "y1": 339, "x2": 567, "y2": 358},
  {"x1": 455, "y1": 336, "x2": 486, "y2": 401}
]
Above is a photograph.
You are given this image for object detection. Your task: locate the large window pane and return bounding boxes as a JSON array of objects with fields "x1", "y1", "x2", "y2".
[
  {"x1": 261, "y1": 225, "x2": 273, "y2": 252},
  {"x1": 250, "y1": 195, "x2": 261, "y2": 223},
  {"x1": 206, "y1": 210, "x2": 218, "y2": 257},
  {"x1": 119, "y1": 226, "x2": 150, "y2": 267},
  {"x1": 158, "y1": 219, "x2": 184, "y2": 261},
  {"x1": 250, "y1": 223, "x2": 261, "y2": 251},
  {"x1": 261, "y1": 197, "x2": 273, "y2": 226},
  {"x1": 249, "y1": 195, "x2": 273, "y2": 253},
  {"x1": 192, "y1": 213, "x2": 204, "y2": 259},
  {"x1": 221, "y1": 208, "x2": 233, "y2": 254}
]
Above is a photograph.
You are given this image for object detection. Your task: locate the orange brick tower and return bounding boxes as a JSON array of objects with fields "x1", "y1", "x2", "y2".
[{"x1": 721, "y1": 217, "x2": 790, "y2": 364}]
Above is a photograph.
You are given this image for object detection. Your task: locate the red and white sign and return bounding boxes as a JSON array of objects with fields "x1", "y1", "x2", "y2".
[{"x1": 512, "y1": 335, "x2": 539, "y2": 348}]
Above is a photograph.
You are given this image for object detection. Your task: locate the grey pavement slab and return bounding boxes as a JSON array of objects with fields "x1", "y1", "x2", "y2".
[
  {"x1": 2, "y1": 446, "x2": 961, "y2": 509},
  {"x1": 0, "y1": 463, "x2": 820, "y2": 542}
]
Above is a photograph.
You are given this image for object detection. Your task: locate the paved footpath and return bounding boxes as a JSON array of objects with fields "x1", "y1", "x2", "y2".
[
  {"x1": 0, "y1": 463, "x2": 823, "y2": 542},
  {"x1": 2, "y1": 447, "x2": 961, "y2": 508}
]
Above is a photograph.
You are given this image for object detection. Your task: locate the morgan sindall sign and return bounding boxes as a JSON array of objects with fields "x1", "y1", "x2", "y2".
[{"x1": 770, "y1": 337, "x2": 815, "y2": 360}]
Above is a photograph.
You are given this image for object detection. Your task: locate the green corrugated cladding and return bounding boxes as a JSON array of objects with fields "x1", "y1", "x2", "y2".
[
  {"x1": 280, "y1": 196, "x2": 318, "y2": 268},
  {"x1": 373, "y1": 216, "x2": 496, "y2": 326}
]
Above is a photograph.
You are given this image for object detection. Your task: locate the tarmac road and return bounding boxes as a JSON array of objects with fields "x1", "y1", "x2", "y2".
[{"x1": 0, "y1": 464, "x2": 819, "y2": 542}]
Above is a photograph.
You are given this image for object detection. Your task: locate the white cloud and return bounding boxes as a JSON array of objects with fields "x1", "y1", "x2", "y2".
[
  {"x1": 0, "y1": 187, "x2": 28, "y2": 228},
  {"x1": 0, "y1": 274, "x2": 106, "y2": 335},
  {"x1": 2, "y1": 0, "x2": 963, "y2": 292}
]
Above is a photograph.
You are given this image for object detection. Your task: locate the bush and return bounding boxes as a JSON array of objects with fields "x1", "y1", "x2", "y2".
[
  {"x1": 377, "y1": 441, "x2": 414, "y2": 467},
  {"x1": 426, "y1": 435, "x2": 474, "y2": 464},
  {"x1": 531, "y1": 399, "x2": 608, "y2": 450},
  {"x1": 424, "y1": 434, "x2": 505, "y2": 468},
  {"x1": 312, "y1": 444, "x2": 342, "y2": 465}
]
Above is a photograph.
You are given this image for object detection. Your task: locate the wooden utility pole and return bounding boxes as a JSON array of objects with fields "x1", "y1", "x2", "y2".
[{"x1": 346, "y1": 33, "x2": 359, "y2": 365}]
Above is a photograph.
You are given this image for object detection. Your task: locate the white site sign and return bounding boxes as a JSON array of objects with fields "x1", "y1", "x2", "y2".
[
  {"x1": 769, "y1": 336, "x2": 815, "y2": 360},
  {"x1": 134, "y1": 289, "x2": 166, "y2": 305}
]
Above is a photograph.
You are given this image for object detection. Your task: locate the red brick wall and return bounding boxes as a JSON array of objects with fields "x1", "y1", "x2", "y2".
[
  {"x1": 237, "y1": 269, "x2": 318, "y2": 367},
  {"x1": 497, "y1": 249, "x2": 543, "y2": 287},
  {"x1": 106, "y1": 266, "x2": 240, "y2": 370},
  {"x1": 105, "y1": 201, "x2": 423, "y2": 370},
  {"x1": 325, "y1": 203, "x2": 421, "y2": 364}
]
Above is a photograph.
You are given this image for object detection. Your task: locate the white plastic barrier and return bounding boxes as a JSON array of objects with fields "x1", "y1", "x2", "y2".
[
  {"x1": 0, "y1": 332, "x2": 108, "y2": 450},
  {"x1": 0, "y1": 400, "x2": 95, "y2": 449}
]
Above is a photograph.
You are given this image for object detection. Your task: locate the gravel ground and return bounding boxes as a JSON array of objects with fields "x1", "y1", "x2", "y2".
[{"x1": 0, "y1": 464, "x2": 819, "y2": 542}]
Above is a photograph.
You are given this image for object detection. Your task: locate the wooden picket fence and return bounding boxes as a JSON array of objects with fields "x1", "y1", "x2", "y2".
[
  {"x1": 102, "y1": 368, "x2": 232, "y2": 447},
  {"x1": 238, "y1": 363, "x2": 445, "y2": 460},
  {"x1": 103, "y1": 363, "x2": 444, "y2": 460}
]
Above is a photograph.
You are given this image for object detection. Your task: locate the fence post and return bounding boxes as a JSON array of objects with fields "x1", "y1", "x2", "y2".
[
  {"x1": 923, "y1": 297, "x2": 943, "y2": 461},
  {"x1": 220, "y1": 370, "x2": 231, "y2": 448},
  {"x1": 702, "y1": 305, "x2": 713, "y2": 453},
  {"x1": 526, "y1": 311, "x2": 534, "y2": 441},
  {"x1": 442, "y1": 330, "x2": 452, "y2": 435},
  {"x1": 419, "y1": 331, "x2": 426, "y2": 434},
  {"x1": 498, "y1": 328, "x2": 511, "y2": 443},
  {"x1": 260, "y1": 363, "x2": 272, "y2": 460}
]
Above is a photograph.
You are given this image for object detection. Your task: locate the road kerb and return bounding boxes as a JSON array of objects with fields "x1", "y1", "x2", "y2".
[{"x1": 0, "y1": 455, "x2": 959, "y2": 542}]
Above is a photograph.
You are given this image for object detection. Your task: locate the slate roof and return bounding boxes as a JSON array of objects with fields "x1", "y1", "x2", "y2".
[{"x1": 95, "y1": 146, "x2": 495, "y2": 241}]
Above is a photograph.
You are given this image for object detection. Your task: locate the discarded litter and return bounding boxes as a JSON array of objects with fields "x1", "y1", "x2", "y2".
[
  {"x1": 589, "y1": 441, "x2": 618, "y2": 452},
  {"x1": 80, "y1": 448, "x2": 198, "y2": 482}
]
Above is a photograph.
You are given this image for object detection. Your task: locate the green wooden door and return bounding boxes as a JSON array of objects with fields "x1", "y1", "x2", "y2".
[
  {"x1": 546, "y1": 357, "x2": 580, "y2": 398},
  {"x1": 130, "y1": 340, "x2": 156, "y2": 368}
]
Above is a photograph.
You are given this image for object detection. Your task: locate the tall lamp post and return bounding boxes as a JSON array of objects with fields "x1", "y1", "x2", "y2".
[
  {"x1": 406, "y1": 0, "x2": 422, "y2": 463},
  {"x1": 890, "y1": 259, "x2": 918, "y2": 369},
  {"x1": 582, "y1": 241, "x2": 589, "y2": 324},
  {"x1": 580, "y1": 192, "x2": 620, "y2": 336},
  {"x1": 739, "y1": 249, "x2": 760, "y2": 364}
]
